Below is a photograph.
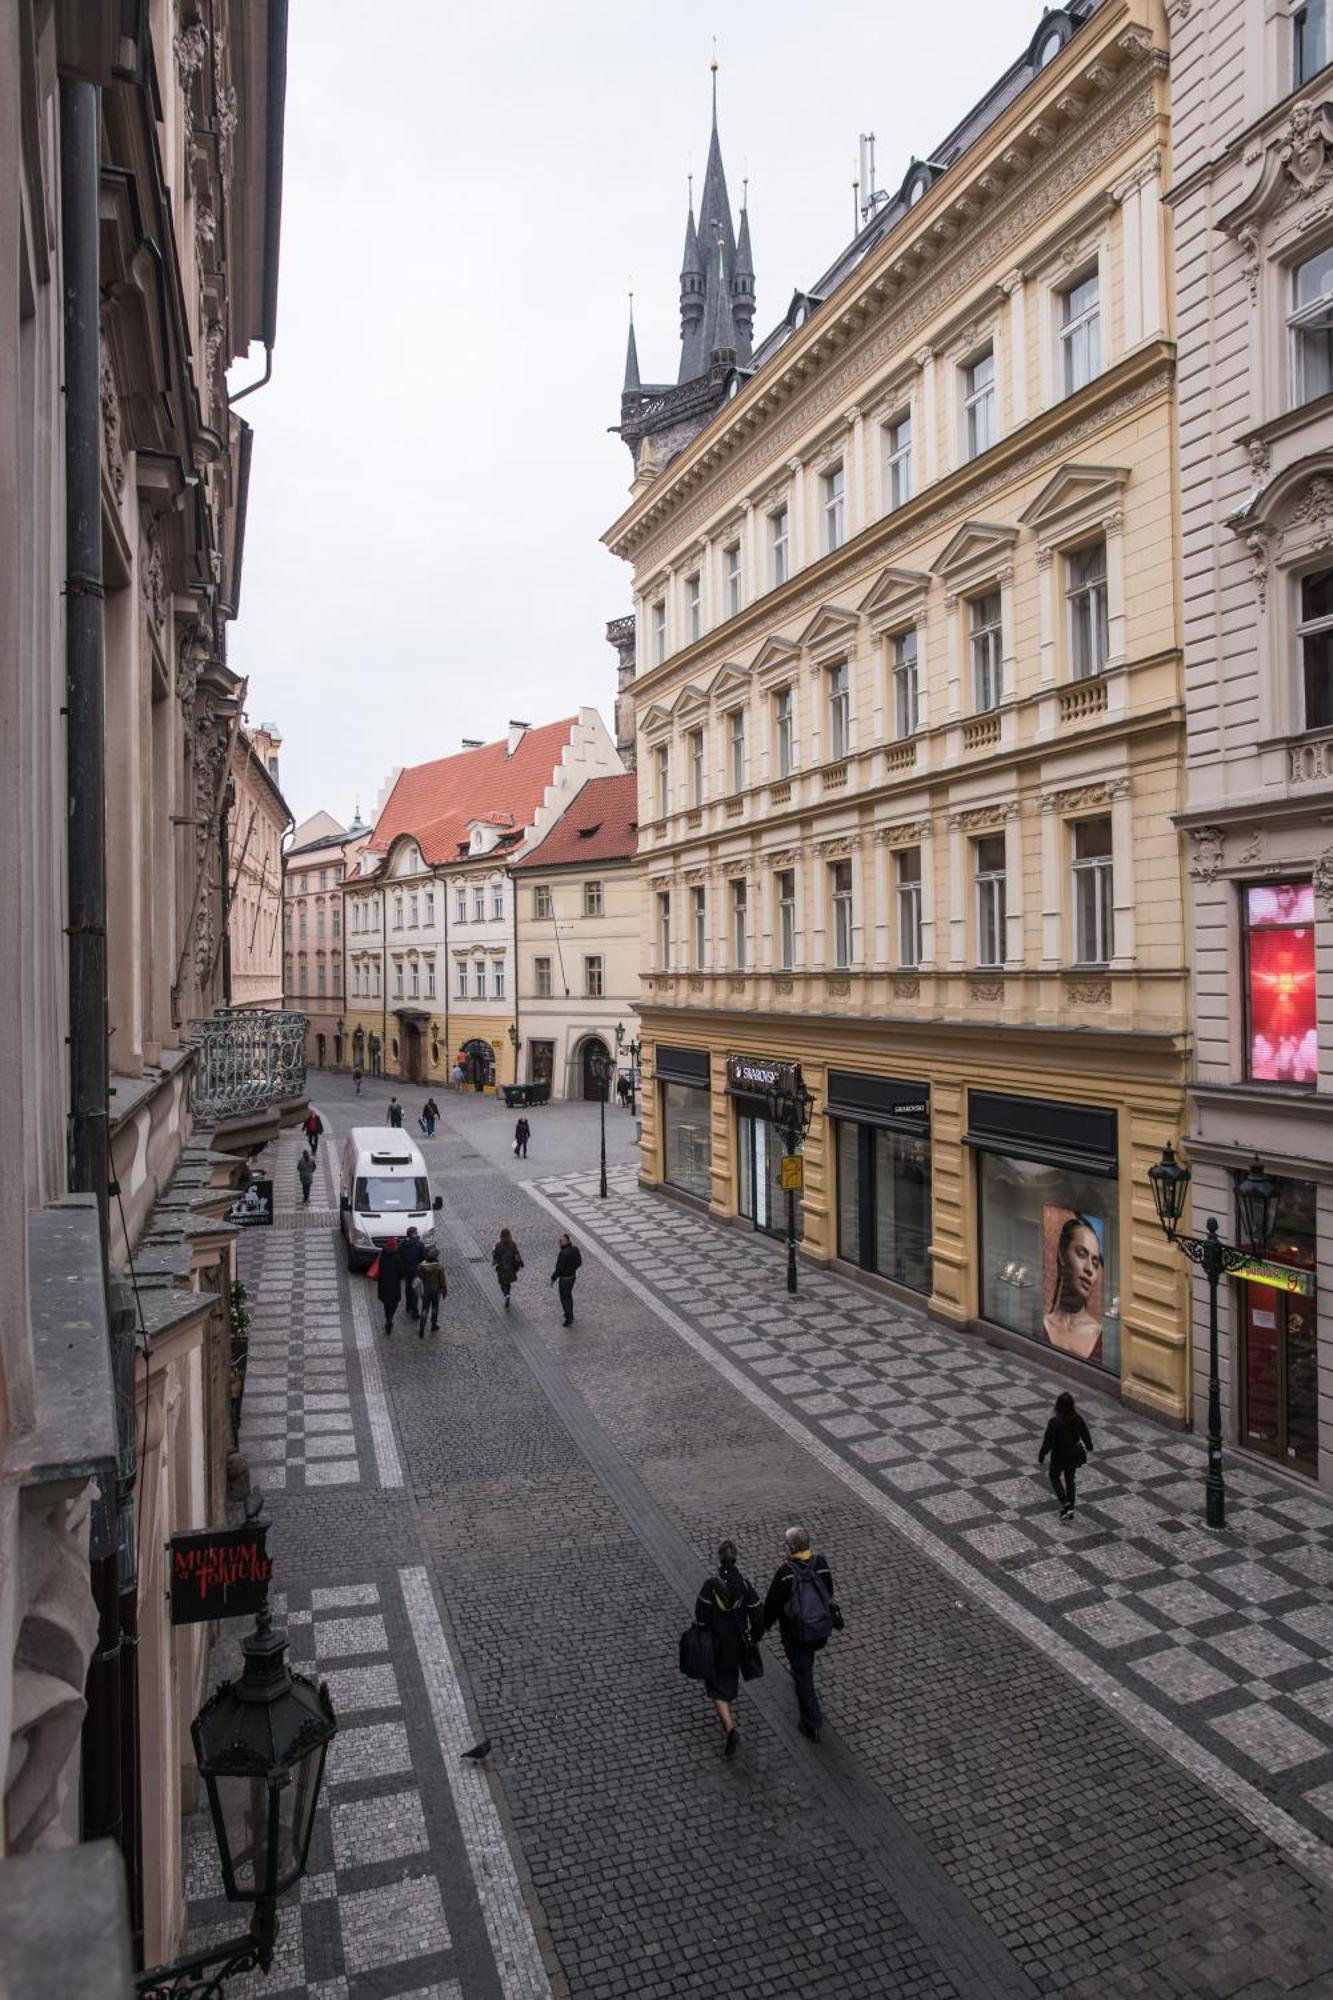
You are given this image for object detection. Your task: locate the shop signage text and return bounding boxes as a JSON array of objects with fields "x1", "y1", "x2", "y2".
[
  {"x1": 725, "y1": 1054, "x2": 801, "y2": 1099},
  {"x1": 780, "y1": 1154, "x2": 805, "y2": 1192},
  {"x1": 1234, "y1": 1258, "x2": 1315, "y2": 1297},
  {"x1": 227, "y1": 1177, "x2": 274, "y2": 1228},
  {"x1": 169, "y1": 1523, "x2": 273, "y2": 1625}
]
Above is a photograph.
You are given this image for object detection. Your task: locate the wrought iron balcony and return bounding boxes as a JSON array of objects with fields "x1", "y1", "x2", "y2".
[{"x1": 188, "y1": 1010, "x2": 308, "y2": 1122}]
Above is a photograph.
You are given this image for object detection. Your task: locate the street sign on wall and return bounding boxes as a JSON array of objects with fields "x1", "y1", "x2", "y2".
[{"x1": 169, "y1": 1523, "x2": 273, "y2": 1625}]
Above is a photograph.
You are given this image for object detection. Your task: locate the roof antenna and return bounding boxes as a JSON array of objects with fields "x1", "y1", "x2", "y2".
[
  {"x1": 711, "y1": 36, "x2": 718, "y2": 125},
  {"x1": 852, "y1": 166, "x2": 861, "y2": 235}
]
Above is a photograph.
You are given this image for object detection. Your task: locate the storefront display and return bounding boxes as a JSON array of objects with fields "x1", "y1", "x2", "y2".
[
  {"x1": 970, "y1": 1091, "x2": 1121, "y2": 1376},
  {"x1": 657, "y1": 1046, "x2": 711, "y2": 1202},
  {"x1": 829, "y1": 1071, "x2": 931, "y2": 1294},
  {"x1": 727, "y1": 1054, "x2": 805, "y2": 1240},
  {"x1": 1244, "y1": 882, "x2": 1316, "y2": 1084},
  {"x1": 1239, "y1": 1175, "x2": 1318, "y2": 1474}
]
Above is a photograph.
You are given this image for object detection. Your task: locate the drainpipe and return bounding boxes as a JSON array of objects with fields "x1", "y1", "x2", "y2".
[
  {"x1": 220, "y1": 775, "x2": 235, "y2": 1006},
  {"x1": 440, "y1": 870, "x2": 450, "y2": 1086},
  {"x1": 509, "y1": 867, "x2": 521, "y2": 1086},
  {"x1": 380, "y1": 883, "x2": 388, "y2": 1076}
]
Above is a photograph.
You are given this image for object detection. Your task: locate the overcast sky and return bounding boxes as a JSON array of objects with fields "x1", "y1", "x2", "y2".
[{"x1": 229, "y1": 0, "x2": 1046, "y2": 827}]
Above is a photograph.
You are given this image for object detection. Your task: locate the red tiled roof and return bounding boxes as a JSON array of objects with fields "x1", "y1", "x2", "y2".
[
  {"x1": 511, "y1": 773, "x2": 639, "y2": 870},
  {"x1": 368, "y1": 719, "x2": 579, "y2": 864}
]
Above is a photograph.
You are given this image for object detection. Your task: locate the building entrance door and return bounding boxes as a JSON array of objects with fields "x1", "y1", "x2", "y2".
[
  {"x1": 402, "y1": 1023, "x2": 424, "y2": 1084},
  {"x1": 530, "y1": 1041, "x2": 555, "y2": 1088},
  {"x1": 736, "y1": 1110, "x2": 792, "y2": 1239},
  {"x1": 1239, "y1": 1176, "x2": 1318, "y2": 1477}
]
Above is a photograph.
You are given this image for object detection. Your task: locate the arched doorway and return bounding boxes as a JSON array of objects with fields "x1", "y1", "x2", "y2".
[
  {"x1": 579, "y1": 1037, "x2": 611, "y2": 1103},
  {"x1": 460, "y1": 1038, "x2": 494, "y2": 1091},
  {"x1": 334, "y1": 1034, "x2": 344, "y2": 1067}
]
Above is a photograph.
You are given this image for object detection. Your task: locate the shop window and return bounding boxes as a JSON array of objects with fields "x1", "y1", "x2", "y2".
[
  {"x1": 728, "y1": 709, "x2": 746, "y2": 793},
  {"x1": 662, "y1": 1080, "x2": 711, "y2": 1199},
  {"x1": 1244, "y1": 881, "x2": 1317, "y2": 1083},
  {"x1": 831, "y1": 860, "x2": 854, "y2": 968},
  {"x1": 970, "y1": 591, "x2": 1004, "y2": 711},
  {"x1": 534, "y1": 884, "x2": 552, "y2": 919},
  {"x1": 827, "y1": 662, "x2": 850, "y2": 761},
  {"x1": 1059, "y1": 271, "x2": 1101, "y2": 396},
  {"x1": 1298, "y1": 568, "x2": 1333, "y2": 730},
  {"x1": 688, "y1": 728, "x2": 705, "y2": 806},
  {"x1": 978, "y1": 1151, "x2": 1120, "y2": 1375},
  {"x1": 1239, "y1": 1174, "x2": 1318, "y2": 1474},
  {"x1": 737, "y1": 1106, "x2": 804, "y2": 1239},
  {"x1": 884, "y1": 411, "x2": 913, "y2": 511},
  {"x1": 830, "y1": 1076, "x2": 932, "y2": 1294},
  {"x1": 777, "y1": 870, "x2": 796, "y2": 970},
  {"x1": 1296, "y1": 1, "x2": 1330, "y2": 86},
  {"x1": 973, "y1": 835, "x2": 1007, "y2": 967},
  {"x1": 685, "y1": 571, "x2": 701, "y2": 643},
  {"x1": 1067, "y1": 541, "x2": 1109, "y2": 680},
  {"x1": 774, "y1": 687, "x2": 794, "y2": 778},
  {"x1": 584, "y1": 879, "x2": 604, "y2": 917},
  {"x1": 691, "y1": 885, "x2": 707, "y2": 967},
  {"x1": 1072, "y1": 817, "x2": 1114, "y2": 965},
  {"x1": 892, "y1": 629, "x2": 920, "y2": 738},
  {"x1": 896, "y1": 848, "x2": 922, "y2": 969},
  {"x1": 534, "y1": 956, "x2": 552, "y2": 998},
  {"x1": 770, "y1": 505, "x2": 790, "y2": 587},
  {"x1": 1290, "y1": 245, "x2": 1333, "y2": 406},
  {"x1": 963, "y1": 346, "x2": 996, "y2": 459},
  {"x1": 823, "y1": 461, "x2": 846, "y2": 553},
  {"x1": 657, "y1": 891, "x2": 672, "y2": 967}
]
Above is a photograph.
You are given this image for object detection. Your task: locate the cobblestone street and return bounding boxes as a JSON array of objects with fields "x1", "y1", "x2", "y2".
[{"x1": 187, "y1": 1078, "x2": 1333, "y2": 1997}]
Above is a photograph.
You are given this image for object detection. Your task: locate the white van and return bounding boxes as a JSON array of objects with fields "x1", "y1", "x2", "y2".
[{"x1": 339, "y1": 1127, "x2": 442, "y2": 1271}]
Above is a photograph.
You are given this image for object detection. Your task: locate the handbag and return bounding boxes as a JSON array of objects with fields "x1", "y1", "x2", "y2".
[
  {"x1": 678, "y1": 1622, "x2": 714, "y2": 1682},
  {"x1": 740, "y1": 1639, "x2": 764, "y2": 1681}
]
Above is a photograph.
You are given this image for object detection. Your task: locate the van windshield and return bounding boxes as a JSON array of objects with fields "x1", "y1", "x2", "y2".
[{"x1": 354, "y1": 1177, "x2": 430, "y2": 1214}]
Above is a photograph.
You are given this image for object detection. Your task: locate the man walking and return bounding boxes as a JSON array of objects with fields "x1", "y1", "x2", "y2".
[
  {"x1": 352, "y1": 1065, "x2": 363, "y2": 1095},
  {"x1": 514, "y1": 1114, "x2": 530, "y2": 1159},
  {"x1": 399, "y1": 1224, "x2": 426, "y2": 1324},
  {"x1": 762, "y1": 1526, "x2": 839, "y2": 1742},
  {"x1": 422, "y1": 1096, "x2": 440, "y2": 1136},
  {"x1": 297, "y1": 1148, "x2": 316, "y2": 1207},
  {"x1": 387, "y1": 1096, "x2": 403, "y2": 1129},
  {"x1": 550, "y1": 1233, "x2": 582, "y2": 1326},
  {"x1": 417, "y1": 1247, "x2": 445, "y2": 1334},
  {"x1": 303, "y1": 1107, "x2": 324, "y2": 1156}
]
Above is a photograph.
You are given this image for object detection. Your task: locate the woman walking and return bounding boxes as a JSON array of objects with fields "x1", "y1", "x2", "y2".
[
  {"x1": 376, "y1": 1236, "x2": 404, "y2": 1337},
  {"x1": 418, "y1": 1247, "x2": 445, "y2": 1335},
  {"x1": 492, "y1": 1227, "x2": 523, "y2": 1308},
  {"x1": 1038, "y1": 1390, "x2": 1094, "y2": 1519},
  {"x1": 693, "y1": 1541, "x2": 761, "y2": 1759}
]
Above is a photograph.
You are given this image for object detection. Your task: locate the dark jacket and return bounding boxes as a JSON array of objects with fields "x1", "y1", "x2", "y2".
[
  {"x1": 419, "y1": 1257, "x2": 444, "y2": 1298},
  {"x1": 762, "y1": 1552, "x2": 835, "y2": 1640},
  {"x1": 387, "y1": 1102, "x2": 403, "y2": 1127},
  {"x1": 551, "y1": 1243, "x2": 582, "y2": 1283},
  {"x1": 297, "y1": 1155, "x2": 315, "y2": 1187},
  {"x1": 375, "y1": 1247, "x2": 403, "y2": 1306},
  {"x1": 304, "y1": 1112, "x2": 322, "y2": 1136},
  {"x1": 1039, "y1": 1411, "x2": 1093, "y2": 1471},
  {"x1": 515, "y1": 1118, "x2": 530, "y2": 1142},
  {"x1": 493, "y1": 1238, "x2": 523, "y2": 1283},
  {"x1": 399, "y1": 1236, "x2": 426, "y2": 1282},
  {"x1": 694, "y1": 1567, "x2": 760, "y2": 1671}
]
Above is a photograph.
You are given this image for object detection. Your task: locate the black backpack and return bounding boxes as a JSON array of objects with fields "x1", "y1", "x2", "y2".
[{"x1": 783, "y1": 1559, "x2": 833, "y2": 1647}]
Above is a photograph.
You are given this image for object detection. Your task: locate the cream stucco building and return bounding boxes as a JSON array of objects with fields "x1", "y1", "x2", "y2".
[
  {"x1": 227, "y1": 720, "x2": 290, "y2": 1010},
  {"x1": 606, "y1": 0, "x2": 1193, "y2": 1421}
]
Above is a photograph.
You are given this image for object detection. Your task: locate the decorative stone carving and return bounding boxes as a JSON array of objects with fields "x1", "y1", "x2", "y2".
[
  {"x1": 827, "y1": 978, "x2": 851, "y2": 997},
  {"x1": 774, "y1": 978, "x2": 794, "y2": 995},
  {"x1": 689, "y1": 977, "x2": 704, "y2": 992},
  {"x1": 1280, "y1": 99, "x2": 1333, "y2": 197},
  {"x1": 1244, "y1": 527, "x2": 1271, "y2": 609},
  {"x1": 817, "y1": 835, "x2": 856, "y2": 859},
  {"x1": 1236, "y1": 826, "x2": 1266, "y2": 866},
  {"x1": 727, "y1": 977, "x2": 746, "y2": 992},
  {"x1": 5, "y1": 1485, "x2": 98, "y2": 1851},
  {"x1": 891, "y1": 977, "x2": 920, "y2": 1000},
  {"x1": 1291, "y1": 476, "x2": 1333, "y2": 536},
  {"x1": 1040, "y1": 780, "x2": 1130, "y2": 815},
  {"x1": 1187, "y1": 826, "x2": 1226, "y2": 882},
  {"x1": 949, "y1": 804, "x2": 1013, "y2": 832},
  {"x1": 195, "y1": 195, "x2": 217, "y2": 256},
  {"x1": 1246, "y1": 438, "x2": 1272, "y2": 482},
  {"x1": 1314, "y1": 846, "x2": 1333, "y2": 915},
  {"x1": 1290, "y1": 738, "x2": 1333, "y2": 783},
  {"x1": 876, "y1": 821, "x2": 927, "y2": 848},
  {"x1": 968, "y1": 979, "x2": 1004, "y2": 1002},
  {"x1": 1067, "y1": 980, "x2": 1111, "y2": 1004},
  {"x1": 1237, "y1": 224, "x2": 1261, "y2": 304},
  {"x1": 1115, "y1": 25, "x2": 1155, "y2": 60},
  {"x1": 140, "y1": 519, "x2": 167, "y2": 630},
  {"x1": 99, "y1": 350, "x2": 125, "y2": 500}
]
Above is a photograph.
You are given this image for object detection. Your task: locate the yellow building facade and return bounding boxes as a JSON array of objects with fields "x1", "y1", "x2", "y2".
[{"x1": 606, "y1": 1, "x2": 1192, "y2": 1419}]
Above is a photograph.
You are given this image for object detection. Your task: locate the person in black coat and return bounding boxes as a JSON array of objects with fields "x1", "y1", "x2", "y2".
[
  {"x1": 514, "y1": 1115, "x2": 530, "y2": 1158},
  {"x1": 375, "y1": 1237, "x2": 404, "y2": 1336},
  {"x1": 550, "y1": 1234, "x2": 582, "y2": 1325},
  {"x1": 1039, "y1": 1391, "x2": 1093, "y2": 1518},
  {"x1": 761, "y1": 1525, "x2": 838, "y2": 1742},
  {"x1": 387, "y1": 1097, "x2": 403, "y2": 1129},
  {"x1": 492, "y1": 1228, "x2": 523, "y2": 1307},
  {"x1": 694, "y1": 1541, "x2": 761, "y2": 1758},
  {"x1": 399, "y1": 1225, "x2": 426, "y2": 1321}
]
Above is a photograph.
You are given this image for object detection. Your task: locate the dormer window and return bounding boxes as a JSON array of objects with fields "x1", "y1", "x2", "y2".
[{"x1": 1037, "y1": 27, "x2": 1064, "y2": 66}]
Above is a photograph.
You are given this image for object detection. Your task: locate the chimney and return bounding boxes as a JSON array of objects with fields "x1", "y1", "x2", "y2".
[
  {"x1": 461, "y1": 738, "x2": 484, "y2": 750},
  {"x1": 507, "y1": 719, "x2": 530, "y2": 757}
]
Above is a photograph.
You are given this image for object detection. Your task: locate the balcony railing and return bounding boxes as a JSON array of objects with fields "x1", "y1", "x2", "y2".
[{"x1": 189, "y1": 1009, "x2": 309, "y2": 1121}]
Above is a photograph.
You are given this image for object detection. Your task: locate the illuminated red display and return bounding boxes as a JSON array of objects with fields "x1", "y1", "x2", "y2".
[{"x1": 1246, "y1": 884, "x2": 1317, "y2": 1084}]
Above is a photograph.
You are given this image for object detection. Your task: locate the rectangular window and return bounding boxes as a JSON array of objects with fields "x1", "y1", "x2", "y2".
[
  {"x1": 393, "y1": 894, "x2": 403, "y2": 930},
  {"x1": 456, "y1": 888, "x2": 467, "y2": 922},
  {"x1": 892, "y1": 629, "x2": 920, "y2": 738},
  {"x1": 1059, "y1": 271, "x2": 1101, "y2": 395},
  {"x1": 408, "y1": 893, "x2": 418, "y2": 928},
  {"x1": 770, "y1": 506, "x2": 789, "y2": 587},
  {"x1": 774, "y1": 687, "x2": 794, "y2": 778},
  {"x1": 823, "y1": 461, "x2": 845, "y2": 552},
  {"x1": 425, "y1": 957, "x2": 435, "y2": 997},
  {"x1": 662, "y1": 1080, "x2": 712, "y2": 1201},
  {"x1": 728, "y1": 709, "x2": 746, "y2": 792},
  {"x1": 333, "y1": 907, "x2": 341, "y2": 940},
  {"x1": 1298, "y1": 568, "x2": 1333, "y2": 729},
  {"x1": 827, "y1": 662, "x2": 850, "y2": 761},
  {"x1": 688, "y1": 728, "x2": 705, "y2": 807},
  {"x1": 1296, "y1": 0, "x2": 1329, "y2": 85},
  {"x1": 964, "y1": 346, "x2": 996, "y2": 459},
  {"x1": 409, "y1": 959, "x2": 419, "y2": 998},
  {"x1": 1072, "y1": 817, "x2": 1114, "y2": 965},
  {"x1": 974, "y1": 834, "x2": 1007, "y2": 968},
  {"x1": 1067, "y1": 541, "x2": 1110, "y2": 680},
  {"x1": 652, "y1": 598, "x2": 667, "y2": 664},
  {"x1": 1291, "y1": 245, "x2": 1333, "y2": 405},
  {"x1": 333, "y1": 960, "x2": 342, "y2": 995},
  {"x1": 896, "y1": 848, "x2": 923, "y2": 969},
  {"x1": 491, "y1": 885, "x2": 503, "y2": 921},
  {"x1": 319, "y1": 869, "x2": 327, "y2": 891},
  {"x1": 316, "y1": 907, "x2": 325, "y2": 941},
  {"x1": 534, "y1": 956, "x2": 552, "y2": 997},
  {"x1": 584, "y1": 879, "x2": 603, "y2": 917},
  {"x1": 299, "y1": 910, "x2": 307, "y2": 941},
  {"x1": 731, "y1": 880, "x2": 748, "y2": 968},
  {"x1": 971, "y1": 591, "x2": 1004, "y2": 712},
  {"x1": 299, "y1": 964, "x2": 308, "y2": 996},
  {"x1": 1245, "y1": 882, "x2": 1317, "y2": 1083},
  {"x1": 473, "y1": 888, "x2": 485, "y2": 922},
  {"x1": 473, "y1": 960, "x2": 486, "y2": 999},
  {"x1": 885, "y1": 412, "x2": 913, "y2": 510},
  {"x1": 685, "y1": 571, "x2": 701, "y2": 643},
  {"x1": 584, "y1": 955, "x2": 604, "y2": 998},
  {"x1": 777, "y1": 870, "x2": 796, "y2": 970},
  {"x1": 655, "y1": 744, "x2": 670, "y2": 818},
  {"x1": 317, "y1": 961, "x2": 327, "y2": 996},
  {"x1": 657, "y1": 891, "x2": 672, "y2": 966},
  {"x1": 457, "y1": 960, "x2": 468, "y2": 998},
  {"x1": 725, "y1": 541, "x2": 742, "y2": 617},
  {"x1": 421, "y1": 889, "x2": 433, "y2": 928},
  {"x1": 492, "y1": 962, "x2": 505, "y2": 999},
  {"x1": 691, "y1": 884, "x2": 707, "y2": 967},
  {"x1": 831, "y1": 859, "x2": 854, "y2": 969},
  {"x1": 534, "y1": 884, "x2": 552, "y2": 919},
  {"x1": 395, "y1": 959, "x2": 404, "y2": 998}
]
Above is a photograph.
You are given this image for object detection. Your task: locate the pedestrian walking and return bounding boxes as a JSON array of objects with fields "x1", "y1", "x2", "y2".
[
  {"x1": 422, "y1": 1096, "x2": 440, "y2": 1136},
  {"x1": 376, "y1": 1237, "x2": 404, "y2": 1337},
  {"x1": 399, "y1": 1224, "x2": 426, "y2": 1323},
  {"x1": 297, "y1": 1148, "x2": 316, "y2": 1207},
  {"x1": 694, "y1": 1541, "x2": 761, "y2": 1759},
  {"x1": 550, "y1": 1233, "x2": 582, "y2": 1326},
  {"x1": 303, "y1": 1108, "x2": 324, "y2": 1156},
  {"x1": 492, "y1": 1227, "x2": 523, "y2": 1307},
  {"x1": 352, "y1": 1066, "x2": 363, "y2": 1095},
  {"x1": 1038, "y1": 1390, "x2": 1093, "y2": 1519},
  {"x1": 450, "y1": 1062, "x2": 464, "y2": 1091},
  {"x1": 418, "y1": 1247, "x2": 446, "y2": 1335},
  {"x1": 513, "y1": 1115, "x2": 530, "y2": 1158},
  {"x1": 387, "y1": 1096, "x2": 403, "y2": 1129},
  {"x1": 761, "y1": 1525, "x2": 840, "y2": 1742}
]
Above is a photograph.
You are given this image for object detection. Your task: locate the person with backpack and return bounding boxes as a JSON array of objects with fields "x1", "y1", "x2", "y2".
[
  {"x1": 492, "y1": 1227, "x2": 523, "y2": 1307},
  {"x1": 1038, "y1": 1390, "x2": 1094, "y2": 1519},
  {"x1": 375, "y1": 1237, "x2": 404, "y2": 1337},
  {"x1": 693, "y1": 1540, "x2": 761, "y2": 1759},
  {"x1": 550, "y1": 1233, "x2": 582, "y2": 1324},
  {"x1": 296, "y1": 1148, "x2": 316, "y2": 1207},
  {"x1": 303, "y1": 1107, "x2": 324, "y2": 1157},
  {"x1": 761, "y1": 1525, "x2": 840, "y2": 1742},
  {"x1": 417, "y1": 1246, "x2": 445, "y2": 1335}
]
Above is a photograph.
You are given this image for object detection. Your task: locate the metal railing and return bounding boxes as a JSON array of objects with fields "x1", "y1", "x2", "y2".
[{"x1": 189, "y1": 1009, "x2": 308, "y2": 1122}]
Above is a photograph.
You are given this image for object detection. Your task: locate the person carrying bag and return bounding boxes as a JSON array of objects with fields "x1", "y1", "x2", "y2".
[{"x1": 684, "y1": 1540, "x2": 762, "y2": 1759}]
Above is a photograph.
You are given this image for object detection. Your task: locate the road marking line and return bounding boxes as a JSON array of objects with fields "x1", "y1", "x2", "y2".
[
  {"x1": 319, "y1": 1106, "x2": 405, "y2": 1490},
  {"x1": 398, "y1": 1566, "x2": 552, "y2": 2000},
  {"x1": 522, "y1": 1175, "x2": 1333, "y2": 1899}
]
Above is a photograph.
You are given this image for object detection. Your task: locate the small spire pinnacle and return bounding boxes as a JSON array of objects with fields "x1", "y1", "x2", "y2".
[
  {"x1": 623, "y1": 290, "x2": 640, "y2": 393},
  {"x1": 710, "y1": 39, "x2": 718, "y2": 128}
]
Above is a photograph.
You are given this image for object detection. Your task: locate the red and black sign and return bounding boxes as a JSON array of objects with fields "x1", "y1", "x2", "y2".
[{"x1": 169, "y1": 1523, "x2": 273, "y2": 1625}]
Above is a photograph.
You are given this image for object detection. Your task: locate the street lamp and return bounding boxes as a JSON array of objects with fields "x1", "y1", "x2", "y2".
[
  {"x1": 764, "y1": 1076, "x2": 816, "y2": 1295},
  {"x1": 1148, "y1": 1143, "x2": 1279, "y2": 1530},
  {"x1": 587, "y1": 1043, "x2": 612, "y2": 1199},
  {"x1": 136, "y1": 1607, "x2": 337, "y2": 1998},
  {"x1": 614, "y1": 1021, "x2": 641, "y2": 1116}
]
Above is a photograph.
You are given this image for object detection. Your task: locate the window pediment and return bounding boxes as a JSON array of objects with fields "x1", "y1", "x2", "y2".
[
  {"x1": 708, "y1": 662, "x2": 752, "y2": 703},
  {"x1": 641, "y1": 701, "x2": 674, "y2": 739},
  {"x1": 671, "y1": 682, "x2": 710, "y2": 719},
  {"x1": 1218, "y1": 98, "x2": 1333, "y2": 241},
  {"x1": 1019, "y1": 462, "x2": 1129, "y2": 542},
  {"x1": 932, "y1": 520, "x2": 1019, "y2": 584},
  {"x1": 1233, "y1": 452, "x2": 1333, "y2": 584},
  {"x1": 749, "y1": 634, "x2": 800, "y2": 677},
  {"x1": 858, "y1": 565, "x2": 932, "y2": 628},
  {"x1": 797, "y1": 603, "x2": 860, "y2": 658}
]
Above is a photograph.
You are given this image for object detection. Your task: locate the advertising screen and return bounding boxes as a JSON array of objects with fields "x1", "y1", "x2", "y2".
[{"x1": 1246, "y1": 884, "x2": 1316, "y2": 1084}]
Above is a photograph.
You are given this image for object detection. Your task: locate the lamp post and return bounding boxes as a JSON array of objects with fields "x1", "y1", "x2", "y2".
[
  {"x1": 1148, "y1": 1144, "x2": 1279, "y2": 1530},
  {"x1": 764, "y1": 1076, "x2": 815, "y2": 1295},
  {"x1": 614, "y1": 1021, "x2": 641, "y2": 1117},
  {"x1": 135, "y1": 1606, "x2": 337, "y2": 1998},
  {"x1": 588, "y1": 1043, "x2": 611, "y2": 1199}
]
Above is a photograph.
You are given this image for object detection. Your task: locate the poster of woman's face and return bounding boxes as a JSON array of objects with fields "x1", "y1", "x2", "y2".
[{"x1": 1041, "y1": 1208, "x2": 1105, "y2": 1361}]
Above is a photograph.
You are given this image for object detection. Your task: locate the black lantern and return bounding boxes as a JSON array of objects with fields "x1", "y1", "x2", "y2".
[
  {"x1": 1148, "y1": 1142, "x2": 1191, "y2": 1240},
  {"x1": 1236, "y1": 1156, "x2": 1280, "y2": 1259},
  {"x1": 764, "y1": 1072, "x2": 816, "y2": 1295}
]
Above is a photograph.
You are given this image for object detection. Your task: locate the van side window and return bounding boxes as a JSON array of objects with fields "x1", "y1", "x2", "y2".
[{"x1": 354, "y1": 1176, "x2": 431, "y2": 1212}]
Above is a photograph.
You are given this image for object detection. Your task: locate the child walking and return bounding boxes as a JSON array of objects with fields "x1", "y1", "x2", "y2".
[{"x1": 1039, "y1": 1390, "x2": 1093, "y2": 1519}]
